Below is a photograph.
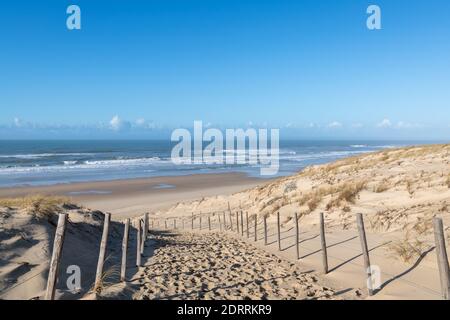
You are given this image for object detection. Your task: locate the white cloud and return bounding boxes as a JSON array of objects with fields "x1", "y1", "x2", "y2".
[
  {"x1": 135, "y1": 118, "x2": 155, "y2": 129},
  {"x1": 351, "y1": 123, "x2": 363, "y2": 128},
  {"x1": 377, "y1": 118, "x2": 392, "y2": 128},
  {"x1": 328, "y1": 121, "x2": 342, "y2": 128},
  {"x1": 135, "y1": 118, "x2": 146, "y2": 126},
  {"x1": 396, "y1": 121, "x2": 423, "y2": 129},
  {"x1": 13, "y1": 117, "x2": 22, "y2": 127},
  {"x1": 109, "y1": 115, "x2": 130, "y2": 131},
  {"x1": 396, "y1": 121, "x2": 411, "y2": 128}
]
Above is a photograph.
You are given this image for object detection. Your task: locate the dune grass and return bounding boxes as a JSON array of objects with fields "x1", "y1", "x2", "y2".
[
  {"x1": 374, "y1": 179, "x2": 390, "y2": 193},
  {"x1": 0, "y1": 194, "x2": 71, "y2": 220},
  {"x1": 91, "y1": 263, "x2": 120, "y2": 295},
  {"x1": 388, "y1": 235, "x2": 428, "y2": 263}
]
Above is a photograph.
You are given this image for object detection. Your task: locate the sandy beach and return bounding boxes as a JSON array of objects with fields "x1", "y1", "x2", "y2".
[
  {"x1": 138, "y1": 144, "x2": 450, "y2": 300},
  {"x1": 0, "y1": 173, "x2": 265, "y2": 220},
  {"x1": 1, "y1": 144, "x2": 450, "y2": 300}
]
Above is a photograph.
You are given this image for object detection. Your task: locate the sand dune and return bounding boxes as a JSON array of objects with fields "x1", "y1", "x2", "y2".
[
  {"x1": 1, "y1": 144, "x2": 450, "y2": 300},
  {"x1": 156, "y1": 144, "x2": 450, "y2": 299},
  {"x1": 0, "y1": 197, "x2": 124, "y2": 300}
]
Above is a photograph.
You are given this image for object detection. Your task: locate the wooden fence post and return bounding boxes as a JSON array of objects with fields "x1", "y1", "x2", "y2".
[
  {"x1": 246, "y1": 212, "x2": 249, "y2": 238},
  {"x1": 264, "y1": 215, "x2": 268, "y2": 245},
  {"x1": 223, "y1": 212, "x2": 226, "y2": 230},
  {"x1": 219, "y1": 214, "x2": 222, "y2": 232},
  {"x1": 319, "y1": 212, "x2": 328, "y2": 272},
  {"x1": 433, "y1": 217, "x2": 450, "y2": 300},
  {"x1": 236, "y1": 212, "x2": 239, "y2": 234},
  {"x1": 356, "y1": 213, "x2": 373, "y2": 296},
  {"x1": 141, "y1": 216, "x2": 147, "y2": 254},
  {"x1": 94, "y1": 212, "x2": 111, "y2": 292},
  {"x1": 140, "y1": 218, "x2": 146, "y2": 255},
  {"x1": 143, "y1": 212, "x2": 148, "y2": 241},
  {"x1": 200, "y1": 216, "x2": 202, "y2": 230},
  {"x1": 295, "y1": 212, "x2": 300, "y2": 260},
  {"x1": 254, "y1": 215, "x2": 257, "y2": 242},
  {"x1": 44, "y1": 213, "x2": 67, "y2": 300},
  {"x1": 120, "y1": 218, "x2": 130, "y2": 282},
  {"x1": 277, "y1": 212, "x2": 281, "y2": 251},
  {"x1": 174, "y1": 218, "x2": 176, "y2": 229},
  {"x1": 208, "y1": 215, "x2": 211, "y2": 231},
  {"x1": 136, "y1": 219, "x2": 142, "y2": 267},
  {"x1": 229, "y1": 212, "x2": 233, "y2": 231},
  {"x1": 191, "y1": 213, "x2": 194, "y2": 230},
  {"x1": 240, "y1": 211, "x2": 244, "y2": 236}
]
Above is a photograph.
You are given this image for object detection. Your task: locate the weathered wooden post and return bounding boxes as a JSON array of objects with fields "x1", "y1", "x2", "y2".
[
  {"x1": 264, "y1": 215, "x2": 268, "y2": 245},
  {"x1": 254, "y1": 215, "x2": 257, "y2": 242},
  {"x1": 120, "y1": 218, "x2": 130, "y2": 282},
  {"x1": 200, "y1": 215, "x2": 202, "y2": 230},
  {"x1": 141, "y1": 216, "x2": 147, "y2": 254},
  {"x1": 136, "y1": 219, "x2": 142, "y2": 267},
  {"x1": 240, "y1": 211, "x2": 244, "y2": 236},
  {"x1": 356, "y1": 213, "x2": 373, "y2": 296},
  {"x1": 295, "y1": 212, "x2": 300, "y2": 260},
  {"x1": 320, "y1": 212, "x2": 328, "y2": 273},
  {"x1": 236, "y1": 212, "x2": 239, "y2": 234},
  {"x1": 191, "y1": 213, "x2": 194, "y2": 230},
  {"x1": 94, "y1": 212, "x2": 111, "y2": 292},
  {"x1": 208, "y1": 215, "x2": 211, "y2": 231},
  {"x1": 246, "y1": 212, "x2": 249, "y2": 238},
  {"x1": 219, "y1": 213, "x2": 222, "y2": 231},
  {"x1": 229, "y1": 212, "x2": 233, "y2": 231},
  {"x1": 45, "y1": 213, "x2": 67, "y2": 300},
  {"x1": 223, "y1": 212, "x2": 226, "y2": 230},
  {"x1": 174, "y1": 218, "x2": 176, "y2": 229},
  {"x1": 433, "y1": 217, "x2": 450, "y2": 300},
  {"x1": 277, "y1": 212, "x2": 281, "y2": 251},
  {"x1": 143, "y1": 212, "x2": 149, "y2": 241}
]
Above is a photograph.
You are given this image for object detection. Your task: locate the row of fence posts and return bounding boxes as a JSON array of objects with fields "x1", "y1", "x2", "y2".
[
  {"x1": 44, "y1": 207, "x2": 449, "y2": 300},
  {"x1": 44, "y1": 212, "x2": 151, "y2": 300},
  {"x1": 150, "y1": 210, "x2": 450, "y2": 299}
]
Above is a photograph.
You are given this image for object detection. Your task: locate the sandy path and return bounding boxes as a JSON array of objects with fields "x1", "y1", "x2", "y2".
[
  {"x1": 132, "y1": 214, "x2": 444, "y2": 300},
  {"x1": 131, "y1": 231, "x2": 355, "y2": 300}
]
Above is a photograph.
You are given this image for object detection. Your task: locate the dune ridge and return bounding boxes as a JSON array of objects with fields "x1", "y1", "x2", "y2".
[{"x1": 1, "y1": 144, "x2": 450, "y2": 300}]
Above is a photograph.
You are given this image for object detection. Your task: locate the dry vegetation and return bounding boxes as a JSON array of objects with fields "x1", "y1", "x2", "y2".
[
  {"x1": 0, "y1": 194, "x2": 71, "y2": 220},
  {"x1": 163, "y1": 144, "x2": 450, "y2": 263},
  {"x1": 387, "y1": 235, "x2": 429, "y2": 263},
  {"x1": 90, "y1": 264, "x2": 120, "y2": 295},
  {"x1": 374, "y1": 179, "x2": 390, "y2": 193}
]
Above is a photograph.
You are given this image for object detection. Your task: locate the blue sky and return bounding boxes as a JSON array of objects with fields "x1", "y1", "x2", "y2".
[{"x1": 0, "y1": 0, "x2": 449, "y2": 139}]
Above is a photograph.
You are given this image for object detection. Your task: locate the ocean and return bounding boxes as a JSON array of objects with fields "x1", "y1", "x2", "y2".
[{"x1": 0, "y1": 140, "x2": 428, "y2": 187}]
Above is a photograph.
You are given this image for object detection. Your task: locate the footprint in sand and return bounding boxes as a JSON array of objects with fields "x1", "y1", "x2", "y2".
[{"x1": 132, "y1": 232, "x2": 346, "y2": 300}]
